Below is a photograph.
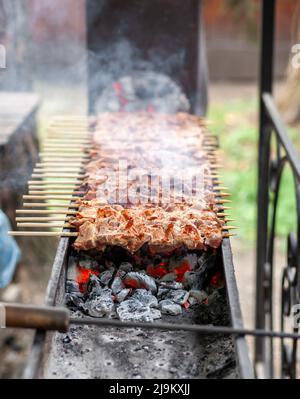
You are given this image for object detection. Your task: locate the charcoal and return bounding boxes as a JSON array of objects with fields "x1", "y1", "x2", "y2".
[
  {"x1": 169, "y1": 254, "x2": 198, "y2": 273},
  {"x1": 85, "y1": 288, "x2": 116, "y2": 318},
  {"x1": 131, "y1": 289, "x2": 158, "y2": 308},
  {"x1": 66, "y1": 280, "x2": 82, "y2": 296},
  {"x1": 87, "y1": 274, "x2": 103, "y2": 297},
  {"x1": 164, "y1": 289, "x2": 189, "y2": 305},
  {"x1": 197, "y1": 252, "x2": 218, "y2": 290},
  {"x1": 150, "y1": 308, "x2": 162, "y2": 320},
  {"x1": 123, "y1": 272, "x2": 157, "y2": 294},
  {"x1": 117, "y1": 299, "x2": 155, "y2": 322},
  {"x1": 188, "y1": 296, "x2": 198, "y2": 306},
  {"x1": 159, "y1": 299, "x2": 182, "y2": 316},
  {"x1": 157, "y1": 286, "x2": 169, "y2": 299},
  {"x1": 189, "y1": 289, "x2": 208, "y2": 304},
  {"x1": 159, "y1": 272, "x2": 177, "y2": 282},
  {"x1": 111, "y1": 276, "x2": 125, "y2": 295},
  {"x1": 182, "y1": 271, "x2": 197, "y2": 290},
  {"x1": 160, "y1": 281, "x2": 183, "y2": 290},
  {"x1": 65, "y1": 293, "x2": 86, "y2": 312},
  {"x1": 119, "y1": 262, "x2": 133, "y2": 273},
  {"x1": 99, "y1": 270, "x2": 114, "y2": 286},
  {"x1": 115, "y1": 288, "x2": 131, "y2": 303},
  {"x1": 78, "y1": 253, "x2": 99, "y2": 271}
]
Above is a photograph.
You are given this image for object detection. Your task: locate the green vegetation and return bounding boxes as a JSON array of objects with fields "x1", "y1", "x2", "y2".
[{"x1": 209, "y1": 97, "x2": 299, "y2": 249}]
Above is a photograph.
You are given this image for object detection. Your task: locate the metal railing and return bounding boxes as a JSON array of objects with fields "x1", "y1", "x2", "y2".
[{"x1": 255, "y1": 0, "x2": 300, "y2": 379}]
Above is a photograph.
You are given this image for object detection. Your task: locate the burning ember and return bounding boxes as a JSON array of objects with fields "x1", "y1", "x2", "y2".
[{"x1": 65, "y1": 247, "x2": 221, "y2": 322}]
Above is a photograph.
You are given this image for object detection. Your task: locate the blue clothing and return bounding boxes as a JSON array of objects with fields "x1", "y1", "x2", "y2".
[{"x1": 0, "y1": 210, "x2": 20, "y2": 288}]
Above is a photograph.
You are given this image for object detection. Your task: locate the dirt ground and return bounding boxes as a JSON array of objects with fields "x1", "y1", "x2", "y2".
[{"x1": 0, "y1": 82, "x2": 287, "y2": 379}]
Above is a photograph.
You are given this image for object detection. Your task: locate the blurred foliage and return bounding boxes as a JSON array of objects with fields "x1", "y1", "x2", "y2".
[
  {"x1": 208, "y1": 94, "x2": 299, "y2": 250},
  {"x1": 224, "y1": 0, "x2": 259, "y2": 40}
]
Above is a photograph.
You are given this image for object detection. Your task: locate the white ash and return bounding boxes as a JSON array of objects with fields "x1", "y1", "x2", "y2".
[
  {"x1": 84, "y1": 287, "x2": 116, "y2": 318},
  {"x1": 123, "y1": 272, "x2": 157, "y2": 294},
  {"x1": 163, "y1": 289, "x2": 189, "y2": 305},
  {"x1": 131, "y1": 289, "x2": 158, "y2": 308},
  {"x1": 159, "y1": 299, "x2": 182, "y2": 316},
  {"x1": 111, "y1": 276, "x2": 124, "y2": 295},
  {"x1": 117, "y1": 299, "x2": 161, "y2": 322},
  {"x1": 99, "y1": 270, "x2": 114, "y2": 286},
  {"x1": 115, "y1": 288, "x2": 131, "y2": 303}
]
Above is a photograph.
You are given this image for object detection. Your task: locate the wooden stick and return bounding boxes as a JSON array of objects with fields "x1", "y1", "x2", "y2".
[
  {"x1": 15, "y1": 210, "x2": 78, "y2": 215},
  {"x1": 39, "y1": 153, "x2": 90, "y2": 158},
  {"x1": 9, "y1": 231, "x2": 233, "y2": 239},
  {"x1": 23, "y1": 195, "x2": 83, "y2": 200},
  {"x1": 31, "y1": 173, "x2": 85, "y2": 178},
  {"x1": 35, "y1": 163, "x2": 86, "y2": 167},
  {"x1": 28, "y1": 181, "x2": 82, "y2": 186},
  {"x1": 17, "y1": 223, "x2": 74, "y2": 228},
  {"x1": 38, "y1": 157, "x2": 89, "y2": 162},
  {"x1": 8, "y1": 231, "x2": 78, "y2": 237},
  {"x1": 16, "y1": 217, "x2": 73, "y2": 222},
  {"x1": 42, "y1": 148, "x2": 90, "y2": 153},
  {"x1": 44, "y1": 138, "x2": 91, "y2": 143},
  {"x1": 43, "y1": 146, "x2": 91, "y2": 152},
  {"x1": 215, "y1": 199, "x2": 232, "y2": 204},
  {"x1": 222, "y1": 226, "x2": 238, "y2": 230},
  {"x1": 28, "y1": 191, "x2": 85, "y2": 195},
  {"x1": 23, "y1": 203, "x2": 80, "y2": 208},
  {"x1": 33, "y1": 168, "x2": 84, "y2": 173}
]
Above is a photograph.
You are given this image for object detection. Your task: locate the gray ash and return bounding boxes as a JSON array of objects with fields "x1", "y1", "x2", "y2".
[{"x1": 65, "y1": 246, "x2": 224, "y2": 323}]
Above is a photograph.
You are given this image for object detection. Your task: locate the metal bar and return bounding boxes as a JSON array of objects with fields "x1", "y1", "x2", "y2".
[
  {"x1": 255, "y1": 0, "x2": 276, "y2": 376},
  {"x1": 70, "y1": 317, "x2": 300, "y2": 340},
  {"x1": 222, "y1": 239, "x2": 255, "y2": 378},
  {"x1": 263, "y1": 93, "x2": 300, "y2": 180}
]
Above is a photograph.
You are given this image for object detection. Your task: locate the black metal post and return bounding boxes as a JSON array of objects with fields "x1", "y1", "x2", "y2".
[{"x1": 255, "y1": 0, "x2": 276, "y2": 376}]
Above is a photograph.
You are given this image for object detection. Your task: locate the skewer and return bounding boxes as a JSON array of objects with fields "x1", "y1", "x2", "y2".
[
  {"x1": 215, "y1": 199, "x2": 232, "y2": 204},
  {"x1": 16, "y1": 217, "x2": 73, "y2": 222},
  {"x1": 15, "y1": 210, "x2": 78, "y2": 215},
  {"x1": 31, "y1": 173, "x2": 85, "y2": 179},
  {"x1": 17, "y1": 223, "x2": 74, "y2": 228},
  {"x1": 39, "y1": 153, "x2": 90, "y2": 158},
  {"x1": 28, "y1": 181, "x2": 82, "y2": 186},
  {"x1": 28, "y1": 191, "x2": 85, "y2": 195},
  {"x1": 33, "y1": 168, "x2": 84, "y2": 173},
  {"x1": 23, "y1": 203, "x2": 80, "y2": 208},
  {"x1": 43, "y1": 146, "x2": 91, "y2": 151},
  {"x1": 17, "y1": 223, "x2": 238, "y2": 231},
  {"x1": 44, "y1": 138, "x2": 91, "y2": 143},
  {"x1": 42, "y1": 148, "x2": 90, "y2": 153},
  {"x1": 35, "y1": 163, "x2": 86, "y2": 168},
  {"x1": 8, "y1": 231, "x2": 78, "y2": 237},
  {"x1": 23, "y1": 195, "x2": 83, "y2": 200},
  {"x1": 23, "y1": 194, "x2": 231, "y2": 202},
  {"x1": 9, "y1": 231, "x2": 234, "y2": 238}
]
